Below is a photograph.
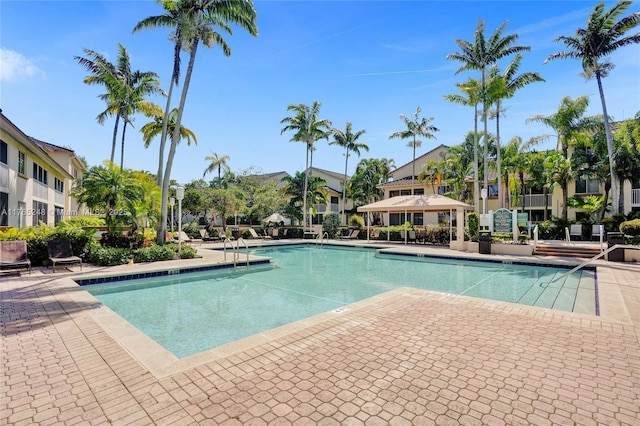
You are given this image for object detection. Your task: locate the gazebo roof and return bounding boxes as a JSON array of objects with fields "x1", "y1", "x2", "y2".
[{"x1": 357, "y1": 194, "x2": 474, "y2": 213}]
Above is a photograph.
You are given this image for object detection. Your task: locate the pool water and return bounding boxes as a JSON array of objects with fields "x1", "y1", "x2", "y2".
[{"x1": 85, "y1": 245, "x2": 596, "y2": 358}]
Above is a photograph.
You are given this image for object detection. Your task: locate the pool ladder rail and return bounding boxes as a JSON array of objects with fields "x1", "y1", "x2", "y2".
[
  {"x1": 222, "y1": 237, "x2": 250, "y2": 267},
  {"x1": 315, "y1": 232, "x2": 329, "y2": 246}
]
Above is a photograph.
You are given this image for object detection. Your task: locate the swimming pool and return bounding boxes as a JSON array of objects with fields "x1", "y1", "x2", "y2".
[{"x1": 84, "y1": 245, "x2": 596, "y2": 358}]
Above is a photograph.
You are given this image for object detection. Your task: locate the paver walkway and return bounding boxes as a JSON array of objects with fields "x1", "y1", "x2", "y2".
[{"x1": 1, "y1": 242, "x2": 639, "y2": 425}]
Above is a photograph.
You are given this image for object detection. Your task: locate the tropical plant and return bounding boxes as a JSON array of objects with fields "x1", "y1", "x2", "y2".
[
  {"x1": 545, "y1": 0, "x2": 640, "y2": 215},
  {"x1": 446, "y1": 18, "x2": 529, "y2": 213},
  {"x1": 499, "y1": 136, "x2": 541, "y2": 208},
  {"x1": 526, "y1": 95, "x2": 599, "y2": 159},
  {"x1": 134, "y1": 0, "x2": 258, "y2": 244},
  {"x1": 485, "y1": 54, "x2": 544, "y2": 207},
  {"x1": 543, "y1": 150, "x2": 574, "y2": 220},
  {"x1": 140, "y1": 106, "x2": 198, "y2": 151},
  {"x1": 206, "y1": 186, "x2": 246, "y2": 233},
  {"x1": 75, "y1": 44, "x2": 164, "y2": 167},
  {"x1": 280, "y1": 101, "x2": 332, "y2": 230},
  {"x1": 322, "y1": 212, "x2": 340, "y2": 238},
  {"x1": 203, "y1": 151, "x2": 230, "y2": 186},
  {"x1": 443, "y1": 78, "x2": 481, "y2": 211},
  {"x1": 329, "y1": 122, "x2": 368, "y2": 225},
  {"x1": 71, "y1": 161, "x2": 143, "y2": 234},
  {"x1": 281, "y1": 171, "x2": 328, "y2": 223},
  {"x1": 347, "y1": 157, "x2": 395, "y2": 207},
  {"x1": 389, "y1": 106, "x2": 439, "y2": 194}
]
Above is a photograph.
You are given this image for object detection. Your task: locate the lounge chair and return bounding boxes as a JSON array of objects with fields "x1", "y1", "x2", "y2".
[
  {"x1": 0, "y1": 240, "x2": 31, "y2": 274},
  {"x1": 342, "y1": 229, "x2": 360, "y2": 240},
  {"x1": 178, "y1": 231, "x2": 202, "y2": 245},
  {"x1": 248, "y1": 228, "x2": 270, "y2": 240},
  {"x1": 592, "y1": 224, "x2": 605, "y2": 241},
  {"x1": 47, "y1": 239, "x2": 82, "y2": 273},
  {"x1": 569, "y1": 224, "x2": 583, "y2": 241}
]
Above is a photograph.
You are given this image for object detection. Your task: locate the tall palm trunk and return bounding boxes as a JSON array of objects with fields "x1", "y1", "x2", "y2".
[
  {"x1": 496, "y1": 100, "x2": 502, "y2": 209},
  {"x1": 342, "y1": 148, "x2": 349, "y2": 225},
  {"x1": 158, "y1": 40, "x2": 199, "y2": 245},
  {"x1": 482, "y1": 67, "x2": 489, "y2": 214},
  {"x1": 596, "y1": 73, "x2": 619, "y2": 215},
  {"x1": 120, "y1": 121, "x2": 128, "y2": 170},
  {"x1": 473, "y1": 104, "x2": 479, "y2": 213},
  {"x1": 156, "y1": 42, "x2": 181, "y2": 186},
  {"x1": 412, "y1": 137, "x2": 416, "y2": 196},
  {"x1": 303, "y1": 143, "x2": 309, "y2": 232},
  {"x1": 110, "y1": 115, "x2": 120, "y2": 164},
  {"x1": 543, "y1": 186, "x2": 549, "y2": 221},
  {"x1": 156, "y1": 80, "x2": 176, "y2": 186}
]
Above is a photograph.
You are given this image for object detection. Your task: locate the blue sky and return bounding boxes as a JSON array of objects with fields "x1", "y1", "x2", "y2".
[{"x1": 1, "y1": 1, "x2": 639, "y2": 185}]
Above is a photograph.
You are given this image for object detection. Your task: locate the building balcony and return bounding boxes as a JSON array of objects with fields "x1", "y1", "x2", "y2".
[{"x1": 517, "y1": 194, "x2": 552, "y2": 209}]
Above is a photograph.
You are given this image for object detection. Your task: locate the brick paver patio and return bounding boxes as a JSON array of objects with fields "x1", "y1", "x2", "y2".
[{"x1": 1, "y1": 242, "x2": 639, "y2": 425}]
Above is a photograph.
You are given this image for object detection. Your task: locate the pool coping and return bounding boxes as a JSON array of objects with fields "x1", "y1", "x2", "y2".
[{"x1": 44, "y1": 241, "x2": 633, "y2": 379}]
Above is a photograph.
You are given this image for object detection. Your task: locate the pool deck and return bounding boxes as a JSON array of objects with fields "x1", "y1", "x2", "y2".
[{"x1": 1, "y1": 240, "x2": 639, "y2": 425}]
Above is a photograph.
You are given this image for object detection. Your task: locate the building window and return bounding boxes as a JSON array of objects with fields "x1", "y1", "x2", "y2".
[
  {"x1": 437, "y1": 185, "x2": 451, "y2": 195},
  {"x1": 575, "y1": 177, "x2": 599, "y2": 194},
  {"x1": 73, "y1": 168, "x2": 78, "y2": 179},
  {"x1": 18, "y1": 151, "x2": 25, "y2": 174},
  {"x1": 54, "y1": 206, "x2": 64, "y2": 225},
  {"x1": 331, "y1": 196, "x2": 338, "y2": 205},
  {"x1": 488, "y1": 184, "x2": 499, "y2": 197},
  {"x1": 32, "y1": 201, "x2": 48, "y2": 225},
  {"x1": 0, "y1": 192, "x2": 8, "y2": 226},
  {"x1": 33, "y1": 162, "x2": 48, "y2": 185},
  {"x1": 400, "y1": 190, "x2": 411, "y2": 196},
  {"x1": 413, "y1": 212, "x2": 423, "y2": 226},
  {"x1": 0, "y1": 141, "x2": 7, "y2": 165},
  {"x1": 414, "y1": 188, "x2": 424, "y2": 195},
  {"x1": 54, "y1": 177, "x2": 64, "y2": 193},
  {"x1": 17, "y1": 201, "x2": 26, "y2": 228},
  {"x1": 389, "y1": 190, "x2": 399, "y2": 198}
]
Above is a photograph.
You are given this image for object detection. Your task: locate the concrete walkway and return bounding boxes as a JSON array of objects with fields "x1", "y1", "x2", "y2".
[{"x1": 1, "y1": 240, "x2": 639, "y2": 425}]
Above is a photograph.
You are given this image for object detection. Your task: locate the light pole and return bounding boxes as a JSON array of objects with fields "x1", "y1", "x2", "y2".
[
  {"x1": 175, "y1": 186, "x2": 184, "y2": 256},
  {"x1": 169, "y1": 197, "x2": 175, "y2": 233}
]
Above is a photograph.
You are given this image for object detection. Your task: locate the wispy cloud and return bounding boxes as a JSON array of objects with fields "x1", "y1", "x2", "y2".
[
  {"x1": 0, "y1": 48, "x2": 46, "y2": 83},
  {"x1": 514, "y1": 6, "x2": 593, "y2": 36}
]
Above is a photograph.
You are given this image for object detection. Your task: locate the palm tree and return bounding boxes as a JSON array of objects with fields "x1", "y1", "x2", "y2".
[
  {"x1": 348, "y1": 157, "x2": 395, "y2": 211},
  {"x1": 280, "y1": 101, "x2": 332, "y2": 231},
  {"x1": 329, "y1": 122, "x2": 368, "y2": 224},
  {"x1": 545, "y1": 0, "x2": 640, "y2": 215},
  {"x1": 75, "y1": 44, "x2": 164, "y2": 167},
  {"x1": 526, "y1": 96, "x2": 599, "y2": 159},
  {"x1": 485, "y1": 54, "x2": 544, "y2": 208},
  {"x1": 203, "y1": 152, "x2": 231, "y2": 186},
  {"x1": 446, "y1": 18, "x2": 529, "y2": 213},
  {"x1": 71, "y1": 161, "x2": 143, "y2": 234},
  {"x1": 134, "y1": 0, "x2": 258, "y2": 244},
  {"x1": 444, "y1": 78, "x2": 481, "y2": 211},
  {"x1": 281, "y1": 172, "x2": 328, "y2": 223},
  {"x1": 544, "y1": 150, "x2": 574, "y2": 220},
  {"x1": 389, "y1": 106, "x2": 439, "y2": 195},
  {"x1": 140, "y1": 106, "x2": 198, "y2": 150}
]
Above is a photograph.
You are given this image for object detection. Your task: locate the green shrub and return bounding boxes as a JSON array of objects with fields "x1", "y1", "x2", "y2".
[
  {"x1": 620, "y1": 219, "x2": 640, "y2": 236},
  {"x1": 132, "y1": 244, "x2": 176, "y2": 263},
  {"x1": 322, "y1": 212, "x2": 341, "y2": 238},
  {"x1": 242, "y1": 229, "x2": 252, "y2": 239},
  {"x1": 88, "y1": 246, "x2": 132, "y2": 266},
  {"x1": 348, "y1": 214, "x2": 365, "y2": 229},
  {"x1": 182, "y1": 221, "x2": 201, "y2": 239},
  {"x1": 467, "y1": 212, "x2": 479, "y2": 241}
]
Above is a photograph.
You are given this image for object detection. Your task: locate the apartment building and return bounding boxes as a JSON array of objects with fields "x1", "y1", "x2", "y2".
[{"x1": 0, "y1": 110, "x2": 85, "y2": 228}]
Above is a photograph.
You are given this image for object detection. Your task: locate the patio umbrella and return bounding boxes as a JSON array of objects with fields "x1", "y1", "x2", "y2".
[{"x1": 262, "y1": 212, "x2": 290, "y2": 225}]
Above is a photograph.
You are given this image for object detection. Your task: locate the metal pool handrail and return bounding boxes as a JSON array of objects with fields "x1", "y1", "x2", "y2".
[
  {"x1": 550, "y1": 244, "x2": 639, "y2": 282},
  {"x1": 316, "y1": 232, "x2": 328, "y2": 246},
  {"x1": 223, "y1": 237, "x2": 235, "y2": 264},
  {"x1": 235, "y1": 237, "x2": 249, "y2": 267}
]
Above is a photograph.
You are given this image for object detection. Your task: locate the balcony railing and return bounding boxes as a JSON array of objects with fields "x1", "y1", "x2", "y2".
[
  {"x1": 517, "y1": 194, "x2": 552, "y2": 208},
  {"x1": 33, "y1": 181, "x2": 48, "y2": 200},
  {"x1": 54, "y1": 191, "x2": 64, "y2": 206},
  {"x1": 632, "y1": 188, "x2": 640, "y2": 207},
  {"x1": 0, "y1": 163, "x2": 8, "y2": 189}
]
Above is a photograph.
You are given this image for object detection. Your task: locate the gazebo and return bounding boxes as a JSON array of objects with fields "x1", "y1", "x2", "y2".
[{"x1": 356, "y1": 194, "x2": 475, "y2": 250}]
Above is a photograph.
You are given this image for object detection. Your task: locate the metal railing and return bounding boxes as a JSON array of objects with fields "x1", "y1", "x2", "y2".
[
  {"x1": 550, "y1": 244, "x2": 639, "y2": 283},
  {"x1": 315, "y1": 232, "x2": 328, "y2": 246},
  {"x1": 235, "y1": 237, "x2": 249, "y2": 267},
  {"x1": 632, "y1": 188, "x2": 640, "y2": 206}
]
